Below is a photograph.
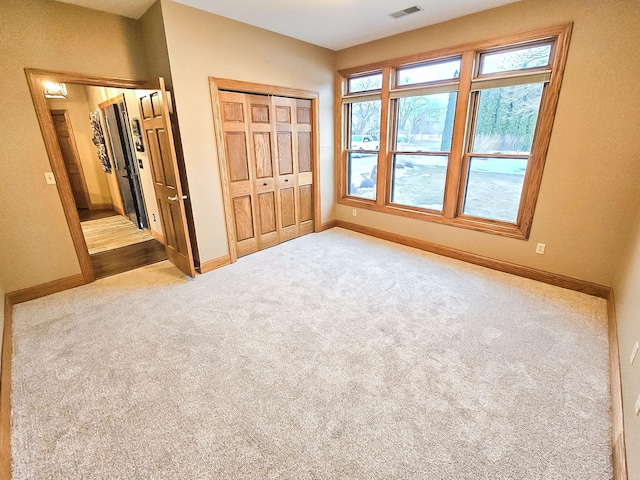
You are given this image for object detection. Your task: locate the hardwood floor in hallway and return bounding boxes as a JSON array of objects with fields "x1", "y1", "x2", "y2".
[
  {"x1": 79, "y1": 213, "x2": 168, "y2": 279},
  {"x1": 81, "y1": 215, "x2": 154, "y2": 254},
  {"x1": 90, "y1": 239, "x2": 167, "y2": 279}
]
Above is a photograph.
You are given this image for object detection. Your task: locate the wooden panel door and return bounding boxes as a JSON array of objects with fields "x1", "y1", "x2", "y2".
[
  {"x1": 50, "y1": 110, "x2": 90, "y2": 209},
  {"x1": 248, "y1": 95, "x2": 280, "y2": 251},
  {"x1": 272, "y1": 97, "x2": 299, "y2": 242},
  {"x1": 219, "y1": 91, "x2": 259, "y2": 257},
  {"x1": 295, "y1": 99, "x2": 314, "y2": 235},
  {"x1": 139, "y1": 84, "x2": 196, "y2": 277},
  {"x1": 218, "y1": 91, "x2": 314, "y2": 258}
]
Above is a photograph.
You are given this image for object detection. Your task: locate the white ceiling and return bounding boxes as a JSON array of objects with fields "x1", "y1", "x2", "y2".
[{"x1": 55, "y1": 0, "x2": 521, "y2": 51}]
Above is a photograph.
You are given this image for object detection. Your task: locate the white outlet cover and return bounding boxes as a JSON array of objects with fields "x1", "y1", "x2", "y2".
[
  {"x1": 44, "y1": 172, "x2": 56, "y2": 185},
  {"x1": 635, "y1": 393, "x2": 640, "y2": 416},
  {"x1": 536, "y1": 243, "x2": 546, "y2": 254},
  {"x1": 631, "y1": 341, "x2": 639, "y2": 365}
]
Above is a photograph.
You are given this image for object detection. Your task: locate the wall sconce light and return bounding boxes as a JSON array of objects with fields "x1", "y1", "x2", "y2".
[{"x1": 43, "y1": 81, "x2": 67, "y2": 99}]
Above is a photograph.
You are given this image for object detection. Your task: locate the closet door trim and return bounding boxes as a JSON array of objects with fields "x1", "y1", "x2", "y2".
[{"x1": 210, "y1": 78, "x2": 321, "y2": 264}]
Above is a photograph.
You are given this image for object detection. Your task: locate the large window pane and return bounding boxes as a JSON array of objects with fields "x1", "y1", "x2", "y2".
[
  {"x1": 391, "y1": 154, "x2": 448, "y2": 211},
  {"x1": 348, "y1": 73, "x2": 382, "y2": 93},
  {"x1": 396, "y1": 92, "x2": 457, "y2": 152},
  {"x1": 471, "y1": 83, "x2": 544, "y2": 154},
  {"x1": 347, "y1": 153, "x2": 377, "y2": 200},
  {"x1": 397, "y1": 59, "x2": 461, "y2": 86},
  {"x1": 463, "y1": 157, "x2": 527, "y2": 223},
  {"x1": 349, "y1": 100, "x2": 381, "y2": 147},
  {"x1": 480, "y1": 44, "x2": 552, "y2": 74}
]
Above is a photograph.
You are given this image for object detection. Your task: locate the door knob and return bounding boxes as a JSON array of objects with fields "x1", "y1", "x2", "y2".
[{"x1": 168, "y1": 195, "x2": 187, "y2": 201}]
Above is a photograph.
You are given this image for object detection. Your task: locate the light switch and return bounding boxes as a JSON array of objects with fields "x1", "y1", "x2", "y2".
[{"x1": 44, "y1": 172, "x2": 56, "y2": 185}]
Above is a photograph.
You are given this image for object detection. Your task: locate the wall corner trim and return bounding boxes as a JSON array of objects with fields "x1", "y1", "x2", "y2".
[
  {"x1": 607, "y1": 290, "x2": 628, "y2": 480},
  {"x1": 199, "y1": 254, "x2": 231, "y2": 274},
  {"x1": 0, "y1": 296, "x2": 13, "y2": 479},
  {"x1": 319, "y1": 220, "x2": 337, "y2": 232},
  {"x1": 335, "y1": 220, "x2": 611, "y2": 298}
]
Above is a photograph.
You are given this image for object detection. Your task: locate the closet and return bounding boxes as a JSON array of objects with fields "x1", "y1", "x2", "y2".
[{"x1": 219, "y1": 92, "x2": 314, "y2": 257}]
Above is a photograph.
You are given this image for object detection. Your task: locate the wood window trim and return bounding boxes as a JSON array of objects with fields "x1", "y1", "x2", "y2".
[
  {"x1": 209, "y1": 77, "x2": 322, "y2": 264},
  {"x1": 336, "y1": 23, "x2": 573, "y2": 239}
]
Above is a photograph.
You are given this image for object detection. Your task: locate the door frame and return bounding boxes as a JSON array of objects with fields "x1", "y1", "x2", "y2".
[
  {"x1": 49, "y1": 109, "x2": 92, "y2": 210},
  {"x1": 99, "y1": 95, "x2": 150, "y2": 229},
  {"x1": 209, "y1": 78, "x2": 322, "y2": 264},
  {"x1": 25, "y1": 69, "x2": 159, "y2": 283}
]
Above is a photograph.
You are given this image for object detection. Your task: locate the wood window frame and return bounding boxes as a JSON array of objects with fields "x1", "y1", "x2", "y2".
[{"x1": 336, "y1": 23, "x2": 573, "y2": 239}]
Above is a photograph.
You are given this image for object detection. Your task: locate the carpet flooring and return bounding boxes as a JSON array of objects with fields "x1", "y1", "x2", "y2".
[{"x1": 11, "y1": 228, "x2": 612, "y2": 479}]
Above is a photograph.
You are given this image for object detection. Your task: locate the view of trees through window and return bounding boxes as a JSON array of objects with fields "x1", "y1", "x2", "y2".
[{"x1": 343, "y1": 37, "x2": 560, "y2": 229}]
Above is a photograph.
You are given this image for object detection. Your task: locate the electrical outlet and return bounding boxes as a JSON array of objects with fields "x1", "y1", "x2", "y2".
[
  {"x1": 44, "y1": 172, "x2": 56, "y2": 185},
  {"x1": 635, "y1": 393, "x2": 640, "y2": 416},
  {"x1": 631, "y1": 341, "x2": 639, "y2": 365},
  {"x1": 352, "y1": 209, "x2": 357, "y2": 217},
  {"x1": 535, "y1": 243, "x2": 546, "y2": 255}
]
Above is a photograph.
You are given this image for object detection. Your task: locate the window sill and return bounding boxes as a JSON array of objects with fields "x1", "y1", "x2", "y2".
[{"x1": 338, "y1": 196, "x2": 529, "y2": 240}]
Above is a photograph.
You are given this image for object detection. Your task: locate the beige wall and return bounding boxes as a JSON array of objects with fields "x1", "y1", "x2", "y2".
[
  {"x1": 0, "y1": 0, "x2": 148, "y2": 292},
  {"x1": 46, "y1": 84, "x2": 114, "y2": 206},
  {"x1": 139, "y1": 0, "x2": 173, "y2": 89},
  {"x1": 159, "y1": 0, "x2": 336, "y2": 264},
  {"x1": 613, "y1": 205, "x2": 640, "y2": 479},
  {"x1": 335, "y1": 0, "x2": 640, "y2": 286}
]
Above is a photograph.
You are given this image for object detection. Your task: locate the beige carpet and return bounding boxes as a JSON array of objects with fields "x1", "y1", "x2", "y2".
[
  {"x1": 81, "y1": 215, "x2": 153, "y2": 254},
  {"x1": 11, "y1": 228, "x2": 611, "y2": 479}
]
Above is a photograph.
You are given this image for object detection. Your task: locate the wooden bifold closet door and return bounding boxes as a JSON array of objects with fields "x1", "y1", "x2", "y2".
[{"x1": 219, "y1": 91, "x2": 314, "y2": 257}]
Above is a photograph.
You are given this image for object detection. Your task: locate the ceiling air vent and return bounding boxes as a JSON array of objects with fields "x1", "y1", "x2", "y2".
[{"x1": 389, "y1": 5, "x2": 423, "y2": 19}]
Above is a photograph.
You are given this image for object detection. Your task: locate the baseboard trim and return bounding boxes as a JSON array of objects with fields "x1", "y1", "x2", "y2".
[
  {"x1": 148, "y1": 228, "x2": 165, "y2": 245},
  {"x1": 1, "y1": 296, "x2": 13, "y2": 479},
  {"x1": 199, "y1": 254, "x2": 231, "y2": 274},
  {"x1": 88, "y1": 203, "x2": 113, "y2": 211},
  {"x1": 319, "y1": 220, "x2": 337, "y2": 232},
  {"x1": 7, "y1": 273, "x2": 86, "y2": 305},
  {"x1": 335, "y1": 220, "x2": 610, "y2": 298},
  {"x1": 112, "y1": 204, "x2": 125, "y2": 216},
  {"x1": 607, "y1": 290, "x2": 628, "y2": 480}
]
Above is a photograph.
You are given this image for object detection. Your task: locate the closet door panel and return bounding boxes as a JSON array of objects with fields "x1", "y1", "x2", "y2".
[
  {"x1": 233, "y1": 196, "x2": 254, "y2": 242},
  {"x1": 220, "y1": 91, "x2": 258, "y2": 257},
  {"x1": 277, "y1": 133, "x2": 293, "y2": 176},
  {"x1": 253, "y1": 132, "x2": 273, "y2": 179}
]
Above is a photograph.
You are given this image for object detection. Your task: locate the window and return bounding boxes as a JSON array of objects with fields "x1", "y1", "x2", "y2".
[
  {"x1": 390, "y1": 91, "x2": 457, "y2": 211},
  {"x1": 337, "y1": 25, "x2": 572, "y2": 238},
  {"x1": 344, "y1": 75, "x2": 382, "y2": 200}
]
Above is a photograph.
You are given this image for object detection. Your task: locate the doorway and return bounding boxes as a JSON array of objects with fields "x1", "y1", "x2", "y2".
[
  {"x1": 27, "y1": 70, "x2": 196, "y2": 283},
  {"x1": 209, "y1": 78, "x2": 321, "y2": 264},
  {"x1": 101, "y1": 98, "x2": 148, "y2": 230},
  {"x1": 47, "y1": 85, "x2": 165, "y2": 278}
]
